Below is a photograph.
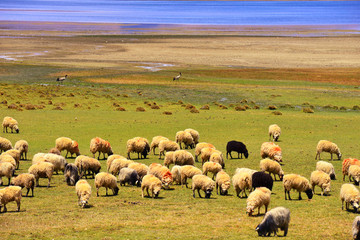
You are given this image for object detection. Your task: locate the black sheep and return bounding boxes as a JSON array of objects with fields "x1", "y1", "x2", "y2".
[
  {"x1": 226, "y1": 140, "x2": 249, "y2": 159},
  {"x1": 64, "y1": 163, "x2": 80, "y2": 186},
  {"x1": 252, "y1": 171, "x2": 273, "y2": 191}
]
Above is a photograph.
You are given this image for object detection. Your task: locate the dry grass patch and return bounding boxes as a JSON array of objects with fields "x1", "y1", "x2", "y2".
[
  {"x1": 163, "y1": 111, "x2": 172, "y2": 115},
  {"x1": 272, "y1": 111, "x2": 283, "y2": 115}
]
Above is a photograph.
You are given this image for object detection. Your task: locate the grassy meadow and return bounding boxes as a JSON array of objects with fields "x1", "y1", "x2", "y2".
[{"x1": 0, "y1": 30, "x2": 360, "y2": 239}]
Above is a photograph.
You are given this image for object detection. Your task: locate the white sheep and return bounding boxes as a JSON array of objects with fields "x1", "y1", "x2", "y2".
[
  {"x1": 260, "y1": 158, "x2": 284, "y2": 181},
  {"x1": 78, "y1": 156, "x2": 101, "y2": 179},
  {"x1": 150, "y1": 136, "x2": 169, "y2": 155},
  {"x1": 209, "y1": 152, "x2": 225, "y2": 169},
  {"x1": 28, "y1": 162, "x2": 54, "y2": 188},
  {"x1": 194, "y1": 142, "x2": 216, "y2": 162},
  {"x1": 340, "y1": 183, "x2": 360, "y2": 212},
  {"x1": 127, "y1": 137, "x2": 150, "y2": 160},
  {"x1": 0, "y1": 154, "x2": 16, "y2": 168},
  {"x1": 10, "y1": 173, "x2": 35, "y2": 197},
  {"x1": 256, "y1": 206, "x2": 290, "y2": 237},
  {"x1": 192, "y1": 174, "x2": 215, "y2": 198},
  {"x1": 14, "y1": 140, "x2": 29, "y2": 160},
  {"x1": 215, "y1": 170, "x2": 230, "y2": 195},
  {"x1": 109, "y1": 157, "x2": 134, "y2": 176},
  {"x1": 90, "y1": 137, "x2": 113, "y2": 159},
  {"x1": 0, "y1": 137, "x2": 12, "y2": 153},
  {"x1": 203, "y1": 162, "x2": 222, "y2": 180},
  {"x1": 2, "y1": 116, "x2": 19, "y2": 133},
  {"x1": 316, "y1": 160, "x2": 336, "y2": 180},
  {"x1": 106, "y1": 154, "x2": 124, "y2": 172},
  {"x1": 75, "y1": 180, "x2": 91, "y2": 208},
  {"x1": 55, "y1": 137, "x2": 80, "y2": 158},
  {"x1": 158, "y1": 139, "x2": 180, "y2": 159},
  {"x1": 343, "y1": 158, "x2": 360, "y2": 181},
  {"x1": 349, "y1": 165, "x2": 360, "y2": 185},
  {"x1": 43, "y1": 153, "x2": 67, "y2": 174},
  {"x1": 180, "y1": 165, "x2": 202, "y2": 188},
  {"x1": 2, "y1": 149, "x2": 21, "y2": 170},
  {"x1": 310, "y1": 170, "x2": 331, "y2": 196},
  {"x1": 200, "y1": 147, "x2": 222, "y2": 165},
  {"x1": 315, "y1": 140, "x2": 341, "y2": 160},
  {"x1": 0, "y1": 186, "x2": 22, "y2": 212},
  {"x1": 0, "y1": 162, "x2": 15, "y2": 186},
  {"x1": 232, "y1": 171, "x2": 252, "y2": 198},
  {"x1": 268, "y1": 124, "x2": 281, "y2": 142},
  {"x1": 260, "y1": 142, "x2": 282, "y2": 162},
  {"x1": 184, "y1": 128, "x2": 199, "y2": 147},
  {"x1": 175, "y1": 130, "x2": 194, "y2": 149},
  {"x1": 141, "y1": 174, "x2": 162, "y2": 198},
  {"x1": 283, "y1": 174, "x2": 313, "y2": 200},
  {"x1": 128, "y1": 162, "x2": 149, "y2": 180},
  {"x1": 170, "y1": 165, "x2": 182, "y2": 185},
  {"x1": 352, "y1": 216, "x2": 360, "y2": 240},
  {"x1": 169, "y1": 150, "x2": 194, "y2": 168},
  {"x1": 48, "y1": 147, "x2": 61, "y2": 155},
  {"x1": 246, "y1": 187, "x2": 271, "y2": 216},
  {"x1": 149, "y1": 163, "x2": 173, "y2": 189},
  {"x1": 94, "y1": 172, "x2": 119, "y2": 196},
  {"x1": 235, "y1": 167, "x2": 257, "y2": 177}
]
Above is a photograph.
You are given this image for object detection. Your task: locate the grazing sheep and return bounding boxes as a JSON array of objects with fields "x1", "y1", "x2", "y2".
[
  {"x1": 316, "y1": 160, "x2": 336, "y2": 180},
  {"x1": 246, "y1": 187, "x2": 271, "y2": 216},
  {"x1": 163, "y1": 151, "x2": 175, "y2": 168},
  {"x1": 2, "y1": 149, "x2": 21, "y2": 169},
  {"x1": 232, "y1": 171, "x2": 252, "y2": 198},
  {"x1": 180, "y1": 165, "x2": 202, "y2": 188},
  {"x1": 192, "y1": 174, "x2": 215, "y2": 198},
  {"x1": 0, "y1": 137, "x2": 12, "y2": 153},
  {"x1": 106, "y1": 154, "x2": 124, "y2": 172},
  {"x1": 94, "y1": 172, "x2": 119, "y2": 196},
  {"x1": 343, "y1": 158, "x2": 360, "y2": 181},
  {"x1": 128, "y1": 162, "x2": 149, "y2": 181},
  {"x1": 141, "y1": 174, "x2": 162, "y2": 198},
  {"x1": 260, "y1": 158, "x2": 284, "y2": 181},
  {"x1": 200, "y1": 147, "x2": 222, "y2": 165},
  {"x1": 2, "y1": 116, "x2": 19, "y2": 133},
  {"x1": 252, "y1": 171, "x2": 274, "y2": 191},
  {"x1": 283, "y1": 174, "x2": 313, "y2": 200},
  {"x1": 260, "y1": 142, "x2": 282, "y2": 162},
  {"x1": 14, "y1": 140, "x2": 29, "y2": 160},
  {"x1": 55, "y1": 137, "x2": 80, "y2": 158},
  {"x1": 256, "y1": 206, "x2": 290, "y2": 237},
  {"x1": 164, "y1": 150, "x2": 194, "y2": 168},
  {"x1": 203, "y1": 162, "x2": 222, "y2": 180},
  {"x1": 109, "y1": 157, "x2": 134, "y2": 176},
  {"x1": 90, "y1": 137, "x2": 113, "y2": 159},
  {"x1": 209, "y1": 152, "x2": 225, "y2": 169},
  {"x1": 43, "y1": 153, "x2": 67, "y2": 174},
  {"x1": 10, "y1": 173, "x2": 35, "y2": 197},
  {"x1": 77, "y1": 156, "x2": 101, "y2": 179},
  {"x1": 28, "y1": 162, "x2": 54, "y2": 188},
  {"x1": 215, "y1": 170, "x2": 231, "y2": 195},
  {"x1": 184, "y1": 128, "x2": 200, "y2": 147},
  {"x1": 341, "y1": 183, "x2": 360, "y2": 212},
  {"x1": 0, "y1": 186, "x2": 22, "y2": 212},
  {"x1": 149, "y1": 163, "x2": 173, "y2": 189},
  {"x1": 194, "y1": 142, "x2": 215, "y2": 162},
  {"x1": 175, "y1": 130, "x2": 194, "y2": 149},
  {"x1": 352, "y1": 216, "x2": 360, "y2": 240},
  {"x1": 226, "y1": 140, "x2": 249, "y2": 159},
  {"x1": 310, "y1": 170, "x2": 331, "y2": 196},
  {"x1": 349, "y1": 165, "x2": 360, "y2": 185},
  {"x1": 75, "y1": 180, "x2": 91, "y2": 208},
  {"x1": 158, "y1": 139, "x2": 180, "y2": 159},
  {"x1": 64, "y1": 163, "x2": 80, "y2": 186},
  {"x1": 171, "y1": 165, "x2": 182, "y2": 185},
  {"x1": 127, "y1": 137, "x2": 150, "y2": 160},
  {"x1": 235, "y1": 167, "x2": 257, "y2": 177},
  {"x1": 315, "y1": 140, "x2": 341, "y2": 160},
  {"x1": 118, "y1": 168, "x2": 140, "y2": 186},
  {"x1": 268, "y1": 124, "x2": 281, "y2": 142},
  {"x1": 150, "y1": 136, "x2": 169, "y2": 155},
  {"x1": 48, "y1": 147, "x2": 61, "y2": 155},
  {"x1": 0, "y1": 162, "x2": 15, "y2": 186},
  {"x1": 0, "y1": 154, "x2": 16, "y2": 168}
]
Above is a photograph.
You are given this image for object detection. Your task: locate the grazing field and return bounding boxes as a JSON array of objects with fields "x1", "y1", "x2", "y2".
[{"x1": 0, "y1": 28, "x2": 360, "y2": 239}]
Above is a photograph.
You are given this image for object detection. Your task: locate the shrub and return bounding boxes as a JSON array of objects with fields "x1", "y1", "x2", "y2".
[
  {"x1": 113, "y1": 102, "x2": 120, "y2": 107},
  {"x1": 25, "y1": 104, "x2": 36, "y2": 110},
  {"x1": 53, "y1": 106, "x2": 63, "y2": 110},
  {"x1": 235, "y1": 105, "x2": 246, "y2": 111},
  {"x1": 163, "y1": 111, "x2": 172, "y2": 115},
  {"x1": 200, "y1": 105, "x2": 210, "y2": 110},
  {"x1": 240, "y1": 99, "x2": 248, "y2": 103},
  {"x1": 303, "y1": 107, "x2": 314, "y2": 113},
  {"x1": 190, "y1": 108, "x2": 199, "y2": 113},
  {"x1": 253, "y1": 105, "x2": 260, "y2": 109},
  {"x1": 136, "y1": 107, "x2": 146, "y2": 112},
  {"x1": 340, "y1": 106, "x2": 347, "y2": 111},
  {"x1": 353, "y1": 105, "x2": 360, "y2": 110},
  {"x1": 151, "y1": 105, "x2": 160, "y2": 109},
  {"x1": 185, "y1": 104, "x2": 196, "y2": 110},
  {"x1": 8, "y1": 104, "x2": 18, "y2": 109},
  {"x1": 244, "y1": 105, "x2": 251, "y2": 109},
  {"x1": 272, "y1": 111, "x2": 282, "y2": 115},
  {"x1": 116, "y1": 107, "x2": 126, "y2": 111},
  {"x1": 1, "y1": 100, "x2": 7, "y2": 104},
  {"x1": 268, "y1": 105, "x2": 277, "y2": 110},
  {"x1": 74, "y1": 103, "x2": 81, "y2": 108},
  {"x1": 178, "y1": 100, "x2": 184, "y2": 104},
  {"x1": 219, "y1": 105, "x2": 228, "y2": 109}
]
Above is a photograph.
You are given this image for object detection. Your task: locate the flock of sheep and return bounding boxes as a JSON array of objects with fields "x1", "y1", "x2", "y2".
[{"x1": 1, "y1": 117, "x2": 360, "y2": 238}]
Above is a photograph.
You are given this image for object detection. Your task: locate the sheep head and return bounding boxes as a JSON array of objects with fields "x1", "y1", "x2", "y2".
[
  {"x1": 152, "y1": 185, "x2": 161, "y2": 198},
  {"x1": 305, "y1": 188, "x2": 313, "y2": 199}
]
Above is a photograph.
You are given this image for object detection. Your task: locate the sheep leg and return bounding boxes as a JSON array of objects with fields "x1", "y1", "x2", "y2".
[
  {"x1": 197, "y1": 189, "x2": 202, "y2": 198},
  {"x1": 146, "y1": 189, "x2": 150, "y2": 197},
  {"x1": 265, "y1": 204, "x2": 268, "y2": 213},
  {"x1": 298, "y1": 192, "x2": 302, "y2": 200},
  {"x1": 36, "y1": 178, "x2": 39, "y2": 187},
  {"x1": 31, "y1": 186, "x2": 34, "y2": 197},
  {"x1": 3, "y1": 204, "x2": 7, "y2": 213},
  {"x1": 65, "y1": 151, "x2": 69, "y2": 158},
  {"x1": 330, "y1": 153, "x2": 333, "y2": 161},
  {"x1": 106, "y1": 187, "x2": 108, "y2": 196},
  {"x1": 7, "y1": 177, "x2": 11, "y2": 186},
  {"x1": 16, "y1": 200, "x2": 20, "y2": 212},
  {"x1": 216, "y1": 183, "x2": 219, "y2": 195},
  {"x1": 315, "y1": 152, "x2": 320, "y2": 160},
  {"x1": 26, "y1": 188, "x2": 30, "y2": 197},
  {"x1": 25, "y1": 152, "x2": 27, "y2": 160},
  {"x1": 96, "y1": 188, "x2": 99, "y2": 197},
  {"x1": 47, "y1": 177, "x2": 51, "y2": 188}
]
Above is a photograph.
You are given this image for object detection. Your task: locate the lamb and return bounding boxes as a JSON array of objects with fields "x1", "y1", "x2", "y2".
[
  {"x1": 283, "y1": 174, "x2": 313, "y2": 200},
  {"x1": 194, "y1": 142, "x2": 215, "y2": 162},
  {"x1": 28, "y1": 162, "x2": 54, "y2": 188},
  {"x1": 106, "y1": 154, "x2": 124, "y2": 171},
  {"x1": 64, "y1": 163, "x2": 80, "y2": 186},
  {"x1": 55, "y1": 137, "x2": 81, "y2": 158},
  {"x1": 260, "y1": 142, "x2": 282, "y2": 162},
  {"x1": 184, "y1": 128, "x2": 200, "y2": 148},
  {"x1": 0, "y1": 137, "x2": 12, "y2": 153},
  {"x1": 268, "y1": 124, "x2": 281, "y2": 142},
  {"x1": 200, "y1": 147, "x2": 222, "y2": 165},
  {"x1": 76, "y1": 156, "x2": 101, "y2": 179},
  {"x1": 109, "y1": 157, "x2": 134, "y2": 176},
  {"x1": 2, "y1": 149, "x2": 21, "y2": 169},
  {"x1": 164, "y1": 150, "x2": 194, "y2": 168},
  {"x1": 2, "y1": 116, "x2": 19, "y2": 133},
  {"x1": 246, "y1": 187, "x2": 271, "y2": 216},
  {"x1": 141, "y1": 174, "x2": 162, "y2": 198},
  {"x1": 256, "y1": 206, "x2": 290, "y2": 237},
  {"x1": 226, "y1": 140, "x2": 249, "y2": 159},
  {"x1": 232, "y1": 171, "x2": 252, "y2": 198},
  {"x1": 310, "y1": 170, "x2": 331, "y2": 196},
  {"x1": 209, "y1": 152, "x2": 225, "y2": 169},
  {"x1": 349, "y1": 165, "x2": 360, "y2": 185},
  {"x1": 215, "y1": 170, "x2": 231, "y2": 195},
  {"x1": 150, "y1": 136, "x2": 169, "y2": 155},
  {"x1": 202, "y1": 162, "x2": 222, "y2": 180},
  {"x1": 352, "y1": 216, "x2": 360, "y2": 240},
  {"x1": 192, "y1": 174, "x2": 215, "y2": 198},
  {"x1": 94, "y1": 172, "x2": 119, "y2": 196},
  {"x1": 90, "y1": 137, "x2": 113, "y2": 159},
  {"x1": 343, "y1": 158, "x2": 360, "y2": 181},
  {"x1": 180, "y1": 165, "x2": 202, "y2": 188},
  {"x1": 149, "y1": 163, "x2": 173, "y2": 189},
  {"x1": 127, "y1": 137, "x2": 150, "y2": 160},
  {"x1": 0, "y1": 162, "x2": 15, "y2": 186},
  {"x1": 315, "y1": 140, "x2": 341, "y2": 160},
  {"x1": 14, "y1": 140, "x2": 28, "y2": 160},
  {"x1": 260, "y1": 158, "x2": 284, "y2": 181},
  {"x1": 118, "y1": 167, "x2": 140, "y2": 186},
  {"x1": 175, "y1": 130, "x2": 194, "y2": 149},
  {"x1": 128, "y1": 162, "x2": 149, "y2": 181},
  {"x1": 252, "y1": 171, "x2": 274, "y2": 191},
  {"x1": 0, "y1": 154, "x2": 16, "y2": 168},
  {"x1": 0, "y1": 186, "x2": 22, "y2": 212},
  {"x1": 171, "y1": 165, "x2": 182, "y2": 185},
  {"x1": 340, "y1": 183, "x2": 360, "y2": 212},
  {"x1": 48, "y1": 147, "x2": 61, "y2": 155},
  {"x1": 158, "y1": 139, "x2": 180, "y2": 159},
  {"x1": 75, "y1": 180, "x2": 91, "y2": 208},
  {"x1": 10, "y1": 173, "x2": 35, "y2": 197},
  {"x1": 316, "y1": 160, "x2": 336, "y2": 180}
]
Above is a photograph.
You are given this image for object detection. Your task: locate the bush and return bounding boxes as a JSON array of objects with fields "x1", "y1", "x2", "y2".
[
  {"x1": 353, "y1": 105, "x2": 360, "y2": 110},
  {"x1": 163, "y1": 111, "x2": 172, "y2": 115},
  {"x1": 190, "y1": 108, "x2": 199, "y2": 113},
  {"x1": 200, "y1": 105, "x2": 210, "y2": 110},
  {"x1": 185, "y1": 104, "x2": 196, "y2": 110},
  {"x1": 8, "y1": 104, "x2": 18, "y2": 109},
  {"x1": 303, "y1": 107, "x2": 314, "y2": 113},
  {"x1": 253, "y1": 105, "x2": 260, "y2": 109},
  {"x1": 53, "y1": 106, "x2": 63, "y2": 110},
  {"x1": 272, "y1": 111, "x2": 282, "y2": 115},
  {"x1": 151, "y1": 105, "x2": 160, "y2": 109},
  {"x1": 219, "y1": 104, "x2": 228, "y2": 109},
  {"x1": 116, "y1": 107, "x2": 126, "y2": 111},
  {"x1": 235, "y1": 105, "x2": 246, "y2": 111},
  {"x1": 25, "y1": 104, "x2": 36, "y2": 110},
  {"x1": 136, "y1": 107, "x2": 146, "y2": 112},
  {"x1": 268, "y1": 105, "x2": 277, "y2": 110}
]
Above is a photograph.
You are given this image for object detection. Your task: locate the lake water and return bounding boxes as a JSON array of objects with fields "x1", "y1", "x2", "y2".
[{"x1": 0, "y1": 1, "x2": 359, "y2": 27}]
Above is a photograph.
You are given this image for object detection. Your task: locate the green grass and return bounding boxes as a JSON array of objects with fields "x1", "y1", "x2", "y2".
[{"x1": 0, "y1": 63, "x2": 360, "y2": 239}]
